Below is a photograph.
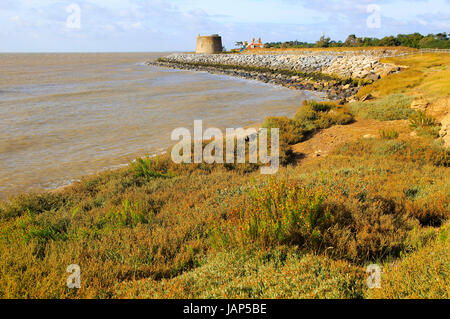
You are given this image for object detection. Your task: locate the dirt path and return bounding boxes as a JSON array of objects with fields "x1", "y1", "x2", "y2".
[{"x1": 292, "y1": 119, "x2": 410, "y2": 162}]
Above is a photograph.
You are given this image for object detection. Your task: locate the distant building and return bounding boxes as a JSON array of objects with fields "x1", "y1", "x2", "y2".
[
  {"x1": 196, "y1": 34, "x2": 223, "y2": 54},
  {"x1": 246, "y1": 38, "x2": 264, "y2": 50}
]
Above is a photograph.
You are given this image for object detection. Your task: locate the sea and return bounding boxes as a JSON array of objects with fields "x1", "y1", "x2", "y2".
[{"x1": 0, "y1": 52, "x2": 323, "y2": 199}]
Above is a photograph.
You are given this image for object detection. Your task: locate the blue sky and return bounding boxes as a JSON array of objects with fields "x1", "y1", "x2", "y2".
[{"x1": 1, "y1": 0, "x2": 449, "y2": 52}]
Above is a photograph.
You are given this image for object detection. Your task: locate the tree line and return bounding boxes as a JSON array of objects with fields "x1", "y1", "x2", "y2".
[{"x1": 264, "y1": 33, "x2": 450, "y2": 49}]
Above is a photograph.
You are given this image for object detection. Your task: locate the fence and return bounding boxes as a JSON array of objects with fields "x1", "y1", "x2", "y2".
[
  {"x1": 389, "y1": 48, "x2": 450, "y2": 58},
  {"x1": 419, "y1": 48, "x2": 450, "y2": 54}
]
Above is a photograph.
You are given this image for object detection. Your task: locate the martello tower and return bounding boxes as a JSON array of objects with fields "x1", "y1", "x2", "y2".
[{"x1": 196, "y1": 34, "x2": 223, "y2": 54}]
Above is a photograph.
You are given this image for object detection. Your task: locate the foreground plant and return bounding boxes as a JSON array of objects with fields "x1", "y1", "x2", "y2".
[{"x1": 211, "y1": 179, "x2": 331, "y2": 249}]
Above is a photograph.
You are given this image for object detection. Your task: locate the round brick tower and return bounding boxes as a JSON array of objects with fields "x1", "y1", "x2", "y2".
[{"x1": 196, "y1": 34, "x2": 223, "y2": 54}]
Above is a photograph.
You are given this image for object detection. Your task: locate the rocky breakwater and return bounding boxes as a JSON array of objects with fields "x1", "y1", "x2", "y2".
[{"x1": 148, "y1": 53, "x2": 400, "y2": 100}]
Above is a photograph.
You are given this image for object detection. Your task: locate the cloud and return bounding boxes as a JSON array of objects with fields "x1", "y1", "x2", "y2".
[{"x1": 1, "y1": 0, "x2": 449, "y2": 52}]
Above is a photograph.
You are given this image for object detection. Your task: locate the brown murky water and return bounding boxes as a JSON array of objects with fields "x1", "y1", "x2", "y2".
[{"x1": 0, "y1": 53, "x2": 323, "y2": 199}]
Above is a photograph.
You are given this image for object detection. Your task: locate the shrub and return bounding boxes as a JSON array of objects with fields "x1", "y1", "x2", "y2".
[
  {"x1": 98, "y1": 200, "x2": 154, "y2": 229},
  {"x1": 260, "y1": 101, "x2": 354, "y2": 154},
  {"x1": 409, "y1": 111, "x2": 441, "y2": 138},
  {"x1": 324, "y1": 196, "x2": 414, "y2": 262},
  {"x1": 315, "y1": 109, "x2": 354, "y2": 129},
  {"x1": 0, "y1": 210, "x2": 70, "y2": 248},
  {"x1": 116, "y1": 248, "x2": 366, "y2": 299},
  {"x1": 263, "y1": 116, "x2": 307, "y2": 145},
  {"x1": 0, "y1": 192, "x2": 69, "y2": 221},
  {"x1": 295, "y1": 101, "x2": 354, "y2": 130},
  {"x1": 368, "y1": 224, "x2": 449, "y2": 299},
  {"x1": 304, "y1": 100, "x2": 335, "y2": 112},
  {"x1": 294, "y1": 104, "x2": 318, "y2": 124},
  {"x1": 212, "y1": 177, "x2": 420, "y2": 262},
  {"x1": 379, "y1": 129, "x2": 399, "y2": 140},
  {"x1": 131, "y1": 156, "x2": 174, "y2": 180},
  {"x1": 409, "y1": 111, "x2": 437, "y2": 128},
  {"x1": 349, "y1": 94, "x2": 415, "y2": 121},
  {"x1": 333, "y1": 138, "x2": 450, "y2": 167},
  {"x1": 405, "y1": 193, "x2": 450, "y2": 226},
  {"x1": 211, "y1": 179, "x2": 331, "y2": 249}
]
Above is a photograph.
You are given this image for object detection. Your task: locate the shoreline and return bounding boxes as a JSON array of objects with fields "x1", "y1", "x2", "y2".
[
  {"x1": 148, "y1": 60, "x2": 359, "y2": 101},
  {"x1": 149, "y1": 52, "x2": 402, "y2": 101},
  {"x1": 2, "y1": 54, "x2": 376, "y2": 201},
  {"x1": 49, "y1": 123, "x2": 265, "y2": 196},
  {"x1": 39, "y1": 60, "x2": 335, "y2": 199},
  {"x1": 3, "y1": 55, "x2": 355, "y2": 201}
]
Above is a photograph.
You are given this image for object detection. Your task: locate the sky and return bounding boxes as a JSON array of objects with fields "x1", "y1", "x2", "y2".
[{"x1": 1, "y1": 0, "x2": 449, "y2": 52}]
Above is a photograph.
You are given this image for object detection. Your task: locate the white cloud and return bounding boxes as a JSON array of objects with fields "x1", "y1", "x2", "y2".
[
  {"x1": 1, "y1": 0, "x2": 449, "y2": 52},
  {"x1": 9, "y1": 15, "x2": 21, "y2": 23}
]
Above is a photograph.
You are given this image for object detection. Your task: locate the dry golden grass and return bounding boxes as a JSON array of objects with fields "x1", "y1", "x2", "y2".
[
  {"x1": 116, "y1": 248, "x2": 366, "y2": 299},
  {"x1": 357, "y1": 53, "x2": 450, "y2": 102},
  {"x1": 368, "y1": 222, "x2": 449, "y2": 299},
  {"x1": 0, "y1": 165, "x2": 262, "y2": 298},
  {"x1": 1, "y1": 137, "x2": 447, "y2": 299}
]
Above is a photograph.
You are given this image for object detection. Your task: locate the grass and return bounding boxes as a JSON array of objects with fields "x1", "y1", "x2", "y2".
[
  {"x1": 0, "y1": 52, "x2": 449, "y2": 299},
  {"x1": 0, "y1": 141, "x2": 448, "y2": 298},
  {"x1": 349, "y1": 94, "x2": 414, "y2": 121},
  {"x1": 409, "y1": 111, "x2": 441, "y2": 138},
  {"x1": 210, "y1": 179, "x2": 331, "y2": 249},
  {"x1": 356, "y1": 53, "x2": 450, "y2": 103},
  {"x1": 368, "y1": 222, "x2": 449, "y2": 299},
  {"x1": 379, "y1": 129, "x2": 399, "y2": 140},
  {"x1": 262, "y1": 116, "x2": 307, "y2": 145},
  {"x1": 116, "y1": 248, "x2": 366, "y2": 299},
  {"x1": 333, "y1": 137, "x2": 449, "y2": 168},
  {"x1": 263, "y1": 100, "x2": 355, "y2": 149},
  {"x1": 130, "y1": 156, "x2": 175, "y2": 180}
]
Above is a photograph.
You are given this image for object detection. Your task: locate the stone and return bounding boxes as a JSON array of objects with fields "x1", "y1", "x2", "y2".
[
  {"x1": 338, "y1": 98, "x2": 347, "y2": 105},
  {"x1": 366, "y1": 73, "x2": 380, "y2": 81},
  {"x1": 360, "y1": 93, "x2": 374, "y2": 102},
  {"x1": 439, "y1": 114, "x2": 450, "y2": 148},
  {"x1": 162, "y1": 52, "x2": 396, "y2": 81},
  {"x1": 411, "y1": 97, "x2": 429, "y2": 111}
]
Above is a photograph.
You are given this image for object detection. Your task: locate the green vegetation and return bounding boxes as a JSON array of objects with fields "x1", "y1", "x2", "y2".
[
  {"x1": 117, "y1": 248, "x2": 366, "y2": 299},
  {"x1": 0, "y1": 131, "x2": 448, "y2": 297},
  {"x1": 0, "y1": 52, "x2": 449, "y2": 299},
  {"x1": 295, "y1": 100, "x2": 354, "y2": 128},
  {"x1": 265, "y1": 32, "x2": 450, "y2": 49},
  {"x1": 262, "y1": 100, "x2": 354, "y2": 148},
  {"x1": 262, "y1": 116, "x2": 307, "y2": 145},
  {"x1": 356, "y1": 53, "x2": 450, "y2": 103},
  {"x1": 349, "y1": 94, "x2": 414, "y2": 121},
  {"x1": 131, "y1": 156, "x2": 174, "y2": 180},
  {"x1": 379, "y1": 129, "x2": 399, "y2": 140},
  {"x1": 409, "y1": 111, "x2": 441, "y2": 138},
  {"x1": 333, "y1": 138, "x2": 449, "y2": 169},
  {"x1": 368, "y1": 222, "x2": 449, "y2": 299},
  {"x1": 210, "y1": 180, "x2": 330, "y2": 250}
]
